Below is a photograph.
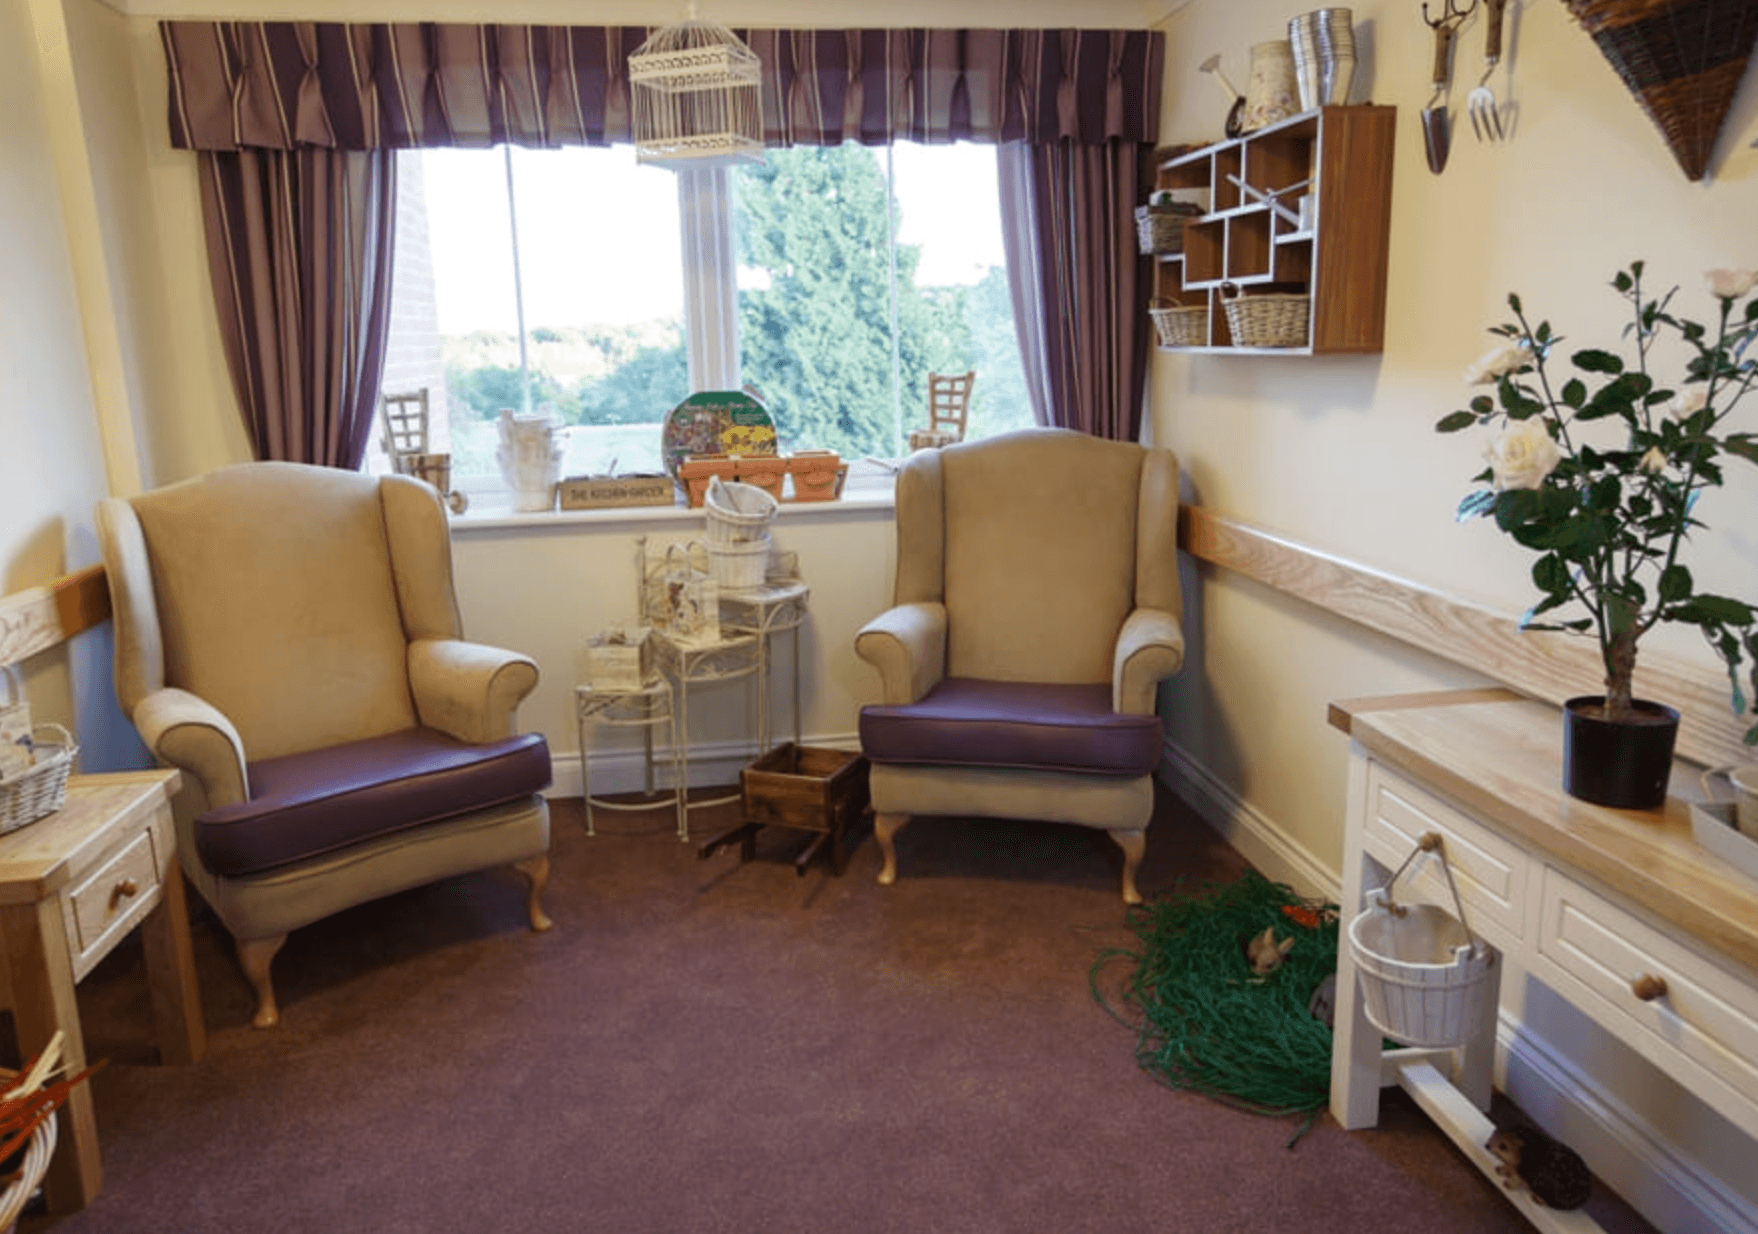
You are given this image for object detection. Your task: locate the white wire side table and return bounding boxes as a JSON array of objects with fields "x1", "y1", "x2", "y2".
[
  {"x1": 574, "y1": 677, "x2": 686, "y2": 839},
  {"x1": 721, "y1": 578, "x2": 810, "y2": 753},
  {"x1": 650, "y1": 629, "x2": 763, "y2": 836}
]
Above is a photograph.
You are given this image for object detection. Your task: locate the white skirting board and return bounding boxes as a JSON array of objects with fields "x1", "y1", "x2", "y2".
[
  {"x1": 545, "y1": 731, "x2": 862, "y2": 801},
  {"x1": 1159, "y1": 737, "x2": 1758, "y2": 1234}
]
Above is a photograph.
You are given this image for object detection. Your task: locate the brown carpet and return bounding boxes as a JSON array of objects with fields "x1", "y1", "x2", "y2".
[{"x1": 22, "y1": 786, "x2": 1655, "y2": 1234}]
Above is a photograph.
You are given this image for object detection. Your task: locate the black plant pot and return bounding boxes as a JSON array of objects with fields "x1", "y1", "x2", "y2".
[{"x1": 1562, "y1": 696, "x2": 1680, "y2": 810}]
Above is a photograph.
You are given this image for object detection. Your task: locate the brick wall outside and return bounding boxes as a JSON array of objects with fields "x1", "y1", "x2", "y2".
[{"x1": 369, "y1": 151, "x2": 451, "y2": 474}]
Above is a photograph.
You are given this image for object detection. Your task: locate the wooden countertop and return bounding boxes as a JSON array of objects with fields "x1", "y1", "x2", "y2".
[{"x1": 1330, "y1": 689, "x2": 1758, "y2": 976}]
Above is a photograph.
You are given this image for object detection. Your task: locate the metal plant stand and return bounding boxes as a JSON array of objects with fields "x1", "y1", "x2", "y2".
[{"x1": 574, "y1": 677, "x2": 685, "y2": 839}]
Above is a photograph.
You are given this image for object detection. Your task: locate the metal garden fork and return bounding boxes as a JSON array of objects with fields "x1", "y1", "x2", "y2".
[{"x1": 1467, "y1": 0, "x2": 1508, "y2": 141}]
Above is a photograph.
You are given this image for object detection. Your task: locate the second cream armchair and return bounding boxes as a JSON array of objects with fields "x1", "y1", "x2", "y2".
[{"x1": 855, "y1": 428, "x2": 1185, "y2": 903}]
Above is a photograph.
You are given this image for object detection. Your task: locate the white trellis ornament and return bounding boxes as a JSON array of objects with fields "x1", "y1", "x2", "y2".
[{"x1": 628, "y1": 4, "x2": 764, "y2": 169}]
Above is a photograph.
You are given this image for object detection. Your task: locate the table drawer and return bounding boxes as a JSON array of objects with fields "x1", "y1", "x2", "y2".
[
  {"x1": 1364, "y1": 764, "x2": 1529, "y2": 943},
  {"x1": 65, "y1": 825, "x2": 162, "y2": 975},
  {"x1": 1538, "y1": 865, "x2": 1758, "y2": 1112}
]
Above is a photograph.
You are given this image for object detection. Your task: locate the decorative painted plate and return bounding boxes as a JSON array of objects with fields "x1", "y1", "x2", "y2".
[{"x1": 660, "y1": 390, "x2": 778, "y2": 477}]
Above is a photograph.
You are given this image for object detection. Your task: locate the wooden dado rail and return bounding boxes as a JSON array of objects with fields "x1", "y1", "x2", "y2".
[
  {"x1": 1177, "y1": 506, "x2": 1754, "y2": 773},
  {"x1": 4, "y1": 514, "x2": 1753, "y2": 769},
  {"x1": 0, "y1": 565, "x2": 111, "y2": 668}
]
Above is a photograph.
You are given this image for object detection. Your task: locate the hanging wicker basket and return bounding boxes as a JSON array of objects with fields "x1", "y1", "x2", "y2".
[
  {"x1": 1348, "y1": 833, "x2": 1497, "y2": 1048},
  {"x1": 1221, "y1": 284, "x2": 1310, "y2": 348}
]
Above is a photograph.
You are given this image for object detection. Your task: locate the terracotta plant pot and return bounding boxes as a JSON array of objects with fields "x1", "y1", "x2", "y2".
[{"x1": 1561, "y1": 696, "x2": 1680, "y2": 810}]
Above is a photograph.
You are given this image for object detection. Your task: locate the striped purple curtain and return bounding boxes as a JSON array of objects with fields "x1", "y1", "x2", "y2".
[
  {"x1": 158, "y1": 23, "x2": 1161, "y2": 151},
  {"x1": 998, "y1": 140, "x2": 1151, "y2": 442},
  {"x1": 198, "y1": 147, "x2": 397, "y2": 467}
]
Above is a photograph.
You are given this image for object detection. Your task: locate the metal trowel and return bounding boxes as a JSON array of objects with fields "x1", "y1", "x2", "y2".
[{"x1": 1422, "y1": 19, "x2": 1457, "y2": 174}]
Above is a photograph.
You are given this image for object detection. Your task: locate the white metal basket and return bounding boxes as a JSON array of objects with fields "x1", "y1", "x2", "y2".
[
  {"x1": 703, "y1": 475, "x2": 777, "y2": 544},
  {"x1": 706, "y1": 535, "x2": 772, "y2": 592},
  {"x1": 1348, "y1": 832, "x2": 1497, "y2": 1048}
]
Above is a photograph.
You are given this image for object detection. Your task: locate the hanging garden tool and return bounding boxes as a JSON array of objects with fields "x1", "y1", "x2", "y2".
[
  {"x1": 1421, "y1": 0, "x2": 1476, "y2": 173},
  {"x1": 1466, "y1": 0, "x2": 1508, "y2": 141}
]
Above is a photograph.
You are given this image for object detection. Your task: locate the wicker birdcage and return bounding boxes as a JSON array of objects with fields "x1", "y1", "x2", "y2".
[{"x1": 629, "y1": 14, "x2": 765, "y2": 169}]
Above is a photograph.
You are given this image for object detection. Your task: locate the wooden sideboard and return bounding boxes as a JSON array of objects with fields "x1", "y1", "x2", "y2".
[{"x1": 1328, "y1": 689, "x2": 1758, "y2": 1232}]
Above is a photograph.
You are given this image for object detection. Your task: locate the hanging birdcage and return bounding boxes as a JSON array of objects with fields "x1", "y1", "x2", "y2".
[{"x1": 628, "y1": 13, "x2": 764, "y2": 169}]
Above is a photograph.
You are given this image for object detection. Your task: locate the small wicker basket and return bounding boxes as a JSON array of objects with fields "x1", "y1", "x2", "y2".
[
  {"x1": 1149, "y1": 299, "x2": 1209, "y2": 348},
  {"x1": 1134, "y1": 202, "x2": 1202, "y2": 254},
  {"x1": 1221, "y1": 285, "x2": 1310, "y2": 348},
  {"x1": 0, "y1": 1062, "x2": 59, "y2": 1233},
  {"x1": 0, "y1": 723, "x2": 76, "y2": 836}
]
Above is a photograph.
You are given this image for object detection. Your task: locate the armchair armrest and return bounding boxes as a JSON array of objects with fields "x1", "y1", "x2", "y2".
[
  {"x1": 133, "y1": 687, "x2": 250, "y2": 811},
  {"x1": 1113, "y1": 608, "x2": 1186, "y2": 715},
  {"x1": 855, "y1": 602, "x2": 947, "y2": 705},
  {"x1": 408, "y1": 638, "x2": 539, "y2": 744}
]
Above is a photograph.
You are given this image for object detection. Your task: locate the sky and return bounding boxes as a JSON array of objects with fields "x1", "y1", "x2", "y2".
[{"x1": 417, "y1": 141, "x2": 1008, "y2": 336}]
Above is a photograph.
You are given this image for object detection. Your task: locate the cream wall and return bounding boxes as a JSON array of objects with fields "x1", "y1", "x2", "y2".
[
  {"x1": 1152, "y1": 2, "x2": 1758, "y2": 1228},
  {"x1": 1, "y1": 0, "x2": 140, "y2": 768}
]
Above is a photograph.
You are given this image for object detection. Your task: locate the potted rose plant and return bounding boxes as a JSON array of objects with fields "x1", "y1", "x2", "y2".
[{"x1": 1437, "y1": 262, "x2": 1758, "y2": 808}]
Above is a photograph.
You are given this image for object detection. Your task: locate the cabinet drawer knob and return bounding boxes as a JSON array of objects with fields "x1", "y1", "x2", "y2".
[
  {"x1": 1631, "y1": 973, "x2": 1668, "y2": 1002},
  {"x1": 109, "y1": 878, "x2": 140, "y2": 910}
]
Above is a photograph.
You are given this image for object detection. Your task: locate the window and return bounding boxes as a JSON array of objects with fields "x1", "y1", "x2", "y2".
[{"x1": 378, "y1": 139, "x2": 1030, "y2": 489}]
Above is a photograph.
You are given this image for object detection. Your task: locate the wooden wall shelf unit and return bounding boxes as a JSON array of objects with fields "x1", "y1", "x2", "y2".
[{"x1": 1151, "y1": 105, "x2": 1395, "y2": 355}]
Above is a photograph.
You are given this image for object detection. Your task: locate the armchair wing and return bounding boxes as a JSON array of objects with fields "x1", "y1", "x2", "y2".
[{"x1": 854, "y1": 602, "x2": 948, "y2": 706}]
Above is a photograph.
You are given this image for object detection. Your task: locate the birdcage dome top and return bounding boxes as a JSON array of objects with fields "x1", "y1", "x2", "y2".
[{"x1": 629, "y1": 20, "x2": 761, "y2": 90}]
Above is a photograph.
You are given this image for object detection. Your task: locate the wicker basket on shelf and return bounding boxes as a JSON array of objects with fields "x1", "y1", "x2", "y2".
[
  {"x1": 1220, "y1": 285, "x2": 1310, "y2": 348},
  {"x1": 1134, "y1": 202, "x2": 1203, "y2": 254},
  {"x1": 1149, "y1": 299, "x2": 1209, "y2": 348}
]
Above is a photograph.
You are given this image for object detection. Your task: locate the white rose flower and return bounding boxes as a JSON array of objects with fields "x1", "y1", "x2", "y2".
[
  {"x1": 1669, "y1": 385, "x2": 1710, "y2": 418},
  {"x1": 1464, "y1": 339, "x2": 1534, "y2": 386},
  {"x1": 1706, "y1": 268, "x2": 1758, "y2": 300},
  {"x1": 1640, "y1": 446, "x2": 1668, "y2": 474},
  {"x1": 1485, "y1": 420, "x2": 1564, "y2": 491}
]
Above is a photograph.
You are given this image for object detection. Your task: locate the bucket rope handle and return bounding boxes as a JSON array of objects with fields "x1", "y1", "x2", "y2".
[{"x1": 1378, "y1": 832, "x2": 1484, "y2": 957}]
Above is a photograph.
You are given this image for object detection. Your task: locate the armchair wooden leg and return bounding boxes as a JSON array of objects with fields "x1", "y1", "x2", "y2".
[
  {"x1": 874, "y1": 812, "x2": 910, "y2": 886},
  {"x1": 236, "y1": 934, "x2": 287, "y2": 1029},
  {"x1": 1112, "y1": 828, "x2": 1146, "y2": 906},
  {"x1": 513, "y1": 855, "x2": 553, "y2": 932}
]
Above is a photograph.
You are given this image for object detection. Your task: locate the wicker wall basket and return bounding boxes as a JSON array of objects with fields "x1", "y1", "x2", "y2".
[
  {"x1": 1562, "y1": 0, "x2": 1758, "y2": 182},
  {"x1": 1221, "y1": 287, "x2": 1310, "y2": 348},
  {"x1": 1134, "y1": 203, "x2": 1202, "y2": 255},
  {"x1": 1149, "y1": 299, "x2": 1209, "y2": 348}
]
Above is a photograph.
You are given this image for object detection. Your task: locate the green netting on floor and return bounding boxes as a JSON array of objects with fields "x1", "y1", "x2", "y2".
[{"x1": 1092, "y1": 870, "x2": 1340, "y2": 1142}]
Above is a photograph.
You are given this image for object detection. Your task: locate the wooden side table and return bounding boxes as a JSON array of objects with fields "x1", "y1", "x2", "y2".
[{"x1": 0, "y1": 769, "x2": 205, "y2": 1212}]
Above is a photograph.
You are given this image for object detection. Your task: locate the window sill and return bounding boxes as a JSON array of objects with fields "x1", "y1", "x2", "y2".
[{"x1": 449, "y1": 485, "x2": 895, "y2": 536}]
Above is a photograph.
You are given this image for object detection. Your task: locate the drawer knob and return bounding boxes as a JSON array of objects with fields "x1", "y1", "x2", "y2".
[
  {"x1": 1630, "y1": 973, "x2": 1668, "y2": 1002},
  {"x1": 109, "y1": 878, "x2": 140, "y2": 910}
]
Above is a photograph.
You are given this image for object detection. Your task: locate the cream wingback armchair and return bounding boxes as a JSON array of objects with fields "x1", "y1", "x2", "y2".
[
  {"x1": 855, "y1": 428, "x2": 1185, "y2": 903},
  {"x1": 97, "y1": 462, "x2": 553, "y2": 1028}
]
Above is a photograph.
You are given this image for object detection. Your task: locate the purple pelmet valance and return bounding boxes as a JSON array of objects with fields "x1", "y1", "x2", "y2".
[{"x1": 159, "y1": 23, "x2": 1162, "y2": 151}]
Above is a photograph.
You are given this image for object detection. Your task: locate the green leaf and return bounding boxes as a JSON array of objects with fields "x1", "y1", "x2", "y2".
[
  {"x1": 1435, "y1": 410, "x2": 1477, "y2": 433},
  {"x1": 1673, "y1": 596, "x2": 1757, "y2": 626},
  {"x1": 1659, "y1": 564, "x2": 1693, "y2": 602},
  {"x1": 1498, "y1": 377, "x2": 1546, "y2": 419},
  {"x1": 1508, "y1": 292, "x2": 1524, "y2": 315},
  {"x1": 1532, "y1": 553, "x2": 1569, "y2": 596},
  {"x1": 1573, "y1": 348, "x2": 1625, "y2": 374},
  {"x1": 1724, "y1": 435, "x2": 1758, "y2": 467},
  {"x1": 1561, "y1": 378, "x2": 1586, "y2": 408},
  {"x1": 1494, "y1": 488, "x2": 1539, "y2": 531},
  {"x1": 1587, "y1": 476, "x2": 1621, "y2": 511}
]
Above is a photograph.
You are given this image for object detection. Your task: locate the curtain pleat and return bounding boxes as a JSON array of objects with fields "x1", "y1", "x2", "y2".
[{"x1": 198, "y1": 147, "x2": 397, "y2": 467}]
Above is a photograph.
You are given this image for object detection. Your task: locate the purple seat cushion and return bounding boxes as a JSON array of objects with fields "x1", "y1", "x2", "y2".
[
  {"x1": 195, "y1": 728, "x2": 552, "y2": 877},
  {"x1": 859, "y1": 678, "x2": 1161, "y2": 777}
]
